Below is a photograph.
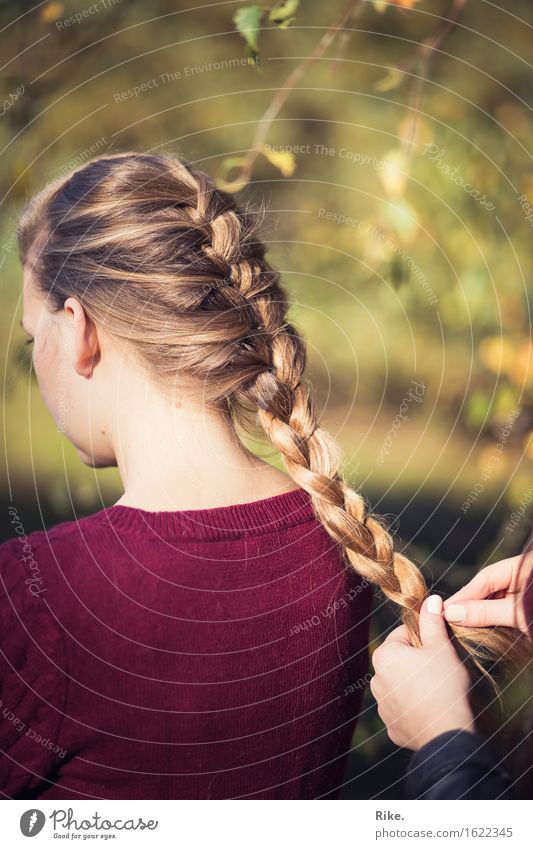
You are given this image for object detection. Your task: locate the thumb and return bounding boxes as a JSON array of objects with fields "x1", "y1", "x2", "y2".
[
  {"x1": 419, "y1": 594, "x2": 449, "y2": 647},
  {"x1": 444, "y1": 597, "x2": 518, "y2": 629}
]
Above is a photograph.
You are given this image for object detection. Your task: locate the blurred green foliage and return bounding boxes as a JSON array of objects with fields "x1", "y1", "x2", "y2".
[{"x1": 2, "y1": 0, "x2": 533, "y2": 521}]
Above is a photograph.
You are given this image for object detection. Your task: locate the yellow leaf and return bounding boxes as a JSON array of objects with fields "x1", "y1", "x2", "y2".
[
  {"x1": 389, "y1": 0, "x2": 421, "y2": 7},
  {"x1": 509, "y1": 339, "x2": 533, "y2": 387},
  {"x1": 383, "y1": 198, "x2": 418, "y2": 243},
  {"x1": 478, "y1": 445, "x2": 506, "y2": 480},
  {"x1": 262, "y1": 146, "x2": 296, "y2": 177},
  {"x1": 397, "y1": 115, "x2": 433, "y2": 149},
  {"x1": 479, "y1": 335, "x2": 533, "y2": 387},
  {"x1": 479, "y1": 336, "x2": 514, "y2": 375},
  {"x1": 40, "y1": 2, "x2": 64, "y2": 22},
  {"x1": 379, "y1": 148, "x2": 408, "y2": 197},
  {"x1": 375, "y1": 68, "x2": 405, "y2": 92}
]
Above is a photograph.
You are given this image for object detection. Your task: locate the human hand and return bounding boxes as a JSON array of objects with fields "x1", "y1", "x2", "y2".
[
  {"x1": 370, "y1": 595, "x2": 475, "y2": 750},
  {"x1": 444, "y1": 554, "x2": 532, "y2": 634}
]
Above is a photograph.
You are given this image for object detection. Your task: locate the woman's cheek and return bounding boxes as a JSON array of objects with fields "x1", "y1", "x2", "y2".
[{"x1": 32, "y1": 336, "x2": 63, "y2": 422}]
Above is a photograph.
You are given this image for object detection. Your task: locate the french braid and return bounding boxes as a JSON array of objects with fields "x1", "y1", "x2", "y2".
[{"x1": 17, "y1": 150, "x2": 530, "y2": 680}]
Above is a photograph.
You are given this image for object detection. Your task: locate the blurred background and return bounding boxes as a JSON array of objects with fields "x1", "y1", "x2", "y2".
[{"x1": 1, "y1": 0, "x2": 532, "y2": 797}]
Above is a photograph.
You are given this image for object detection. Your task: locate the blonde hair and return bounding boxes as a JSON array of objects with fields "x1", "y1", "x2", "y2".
[{"x1": 17, "y1": 150, "x2": 529, "y2": 680}]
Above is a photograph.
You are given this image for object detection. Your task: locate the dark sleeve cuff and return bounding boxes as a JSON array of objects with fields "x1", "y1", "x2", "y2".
[{"x1": 404, "y1": 729, "x2": 513, "y2": 800}]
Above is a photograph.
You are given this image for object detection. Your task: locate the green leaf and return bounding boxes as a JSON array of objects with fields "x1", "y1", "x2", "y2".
[
  {"x1": 218, "y1": 156, "x2": 248, "y2": 178},
  {"x1": 465, "y1": 390, "x2": 492, "y2": 429},
  {"x1": 216, "y1": 156, "x2": 250, "y2": 192},
  {"x1": 389, "y1": 256, "x2": 409, "y2": 289},
  {"x1": 234, "y1": 6, "x2": 263, "y2": 60},
  {"x1": 383, "y1": 198, "x2": 419, "y2": 242},
  {"x1": 269, "y1": 0, "x2": 300, "y2": 28}
]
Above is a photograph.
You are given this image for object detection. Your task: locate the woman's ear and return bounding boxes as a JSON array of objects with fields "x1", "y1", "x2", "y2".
[{"x1": 63, "y1": 296, "x2": 101, "y2": 378}]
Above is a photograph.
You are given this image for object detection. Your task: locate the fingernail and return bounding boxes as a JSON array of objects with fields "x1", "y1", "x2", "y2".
[
  {"x1": 427, "y1": 594, "x2": 443, "y2": 615},
  {"x1": 445, "y1": 603, "x2": 466, "y2": 622}
]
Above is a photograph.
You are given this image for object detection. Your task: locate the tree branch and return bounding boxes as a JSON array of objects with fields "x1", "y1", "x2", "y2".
[
  {"x1": 402, "y1": 0, "x2": 468, "y2": 156},
  {"x1": 219, "y1": 0, "x2": 469, "y2": 189},
  {"x1": 218, "y1": 0, "x2": 364, "y2": 191}
]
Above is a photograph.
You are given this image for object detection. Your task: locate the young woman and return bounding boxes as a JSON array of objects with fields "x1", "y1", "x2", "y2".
[{"x1": 0, "y1": 151, "x2": 525, "y2": 800}]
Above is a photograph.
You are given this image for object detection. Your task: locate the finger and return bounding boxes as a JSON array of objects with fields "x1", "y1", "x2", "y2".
[
  {"x1": 446, "y1": 556, "x2": 521, "y2": 603},
  {"x1": 444, "y1": 597, "x2": 517, "y2": 628},
  {"x1": 372, "y1": 642, "x2": 408, "y2": 674},
  {"x1": 383, "y1": 625, "x2": 411, "y2": 646},
  {"x1": 445, "y1": 556, "x2": 523, "y2": 606},
  {"x1": 419, "y1": 594, "x2": 450, "y2": 647},
  {"x1": 369, "y1": 675, "x2": 381, "y2": 700},
  {"x1": 372, "y1": 627, "x2": 409, "y2": 669}
]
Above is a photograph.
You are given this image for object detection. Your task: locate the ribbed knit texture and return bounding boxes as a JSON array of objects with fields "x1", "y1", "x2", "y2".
[{"x1": 0, "y1": 487, "x2": 372, "y2": 800}]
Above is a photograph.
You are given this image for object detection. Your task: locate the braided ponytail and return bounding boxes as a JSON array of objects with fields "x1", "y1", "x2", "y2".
[
  {"x1": 239, "y1": 327, "x2": 529, "y2": 676},
  {"x1": 18, "y1": 150, "x2": 530, "y2": 683}
]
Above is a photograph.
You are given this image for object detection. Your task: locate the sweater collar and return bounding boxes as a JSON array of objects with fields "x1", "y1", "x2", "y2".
[{"x1": 92, "y1": 486, "x2": 316, "y2": 540}]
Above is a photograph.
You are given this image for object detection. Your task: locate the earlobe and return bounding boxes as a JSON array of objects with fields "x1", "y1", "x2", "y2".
[
  {"x1": 77, "y1": 327, "x2": 101, "y2": 379},
  {"x1": 63, "y1": 296, "x2": 101, "y2": 378}
]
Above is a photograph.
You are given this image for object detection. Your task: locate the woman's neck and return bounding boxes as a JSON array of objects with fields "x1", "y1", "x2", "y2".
[{"x1": 110, "y1": 386, "x2": 297, "y2": 512}]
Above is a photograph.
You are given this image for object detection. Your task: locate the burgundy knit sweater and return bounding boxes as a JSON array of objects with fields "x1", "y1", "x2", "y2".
[{"x1": 0, "y1": 487, "x2": 372, "y2": 800}]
